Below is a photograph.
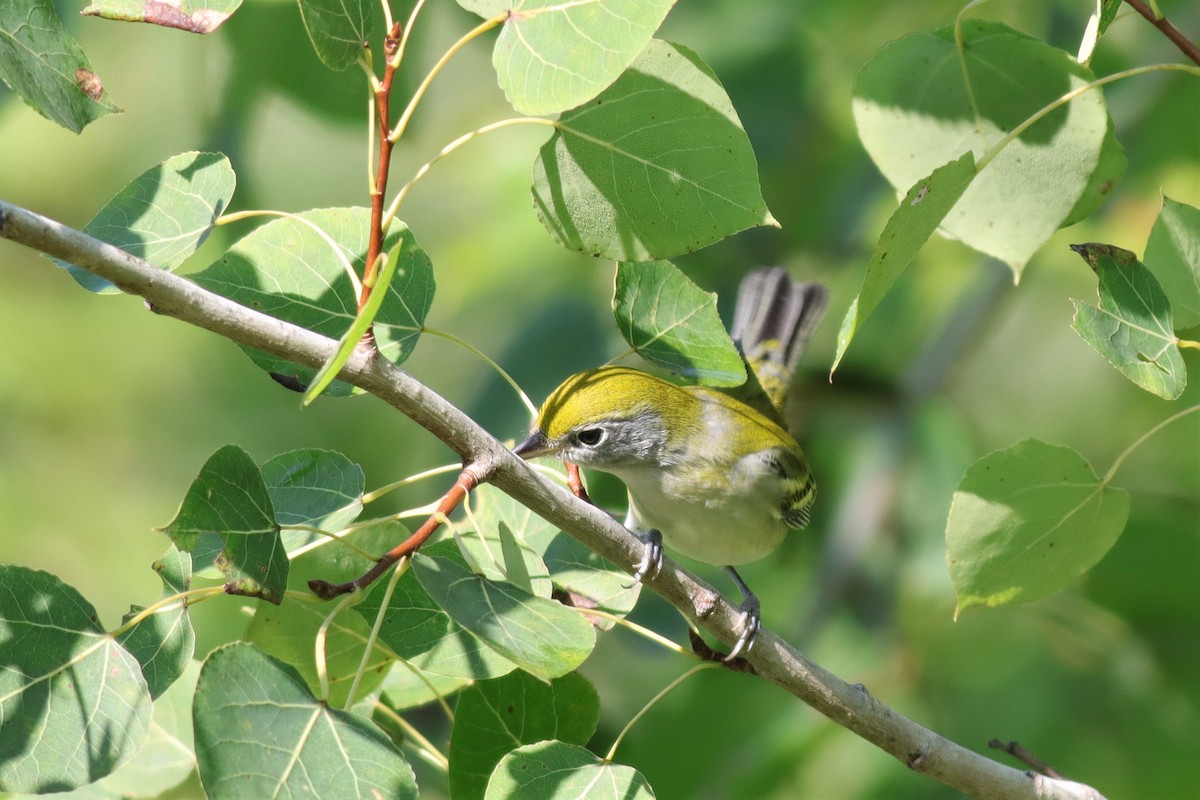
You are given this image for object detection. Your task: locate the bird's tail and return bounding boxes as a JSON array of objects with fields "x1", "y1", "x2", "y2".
[{"x1": 729, "y1": 267, "x2": 828, "y2": 423}]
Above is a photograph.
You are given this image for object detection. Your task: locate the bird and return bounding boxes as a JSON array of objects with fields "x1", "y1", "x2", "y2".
[{"x1": 514, "y1": 267, "x2": 827, "y2": 659}]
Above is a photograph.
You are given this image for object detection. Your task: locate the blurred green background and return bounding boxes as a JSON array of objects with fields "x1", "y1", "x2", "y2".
[{"x1": 1, "y1": 0, "x2": 1197, "y2": 798}]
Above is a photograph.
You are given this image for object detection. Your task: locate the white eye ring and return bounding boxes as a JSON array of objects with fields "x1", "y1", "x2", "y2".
[{"x1": 576, "y1": 427, "x2": 605, "y2": 447}]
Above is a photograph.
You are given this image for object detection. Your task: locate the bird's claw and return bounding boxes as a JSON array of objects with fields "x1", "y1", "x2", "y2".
[
  {"x1": 724, "y1": 592, "x2": 761, "y2": 662},
  {"x1": 626, "y1": 529, "x2": 663, "y2": 588}
]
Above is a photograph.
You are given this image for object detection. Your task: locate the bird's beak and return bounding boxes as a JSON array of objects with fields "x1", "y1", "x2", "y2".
[{"x1": 513, "y1": 430, "x2": 553, "y2": 459}]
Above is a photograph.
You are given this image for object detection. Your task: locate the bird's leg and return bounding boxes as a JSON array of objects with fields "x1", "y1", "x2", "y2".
[
  {"x1": 628, "y1": 528, "x2": 663, "y2": 586},
  {"x1": 722, "y1": 566, "x2": 761, "y2": 662}
]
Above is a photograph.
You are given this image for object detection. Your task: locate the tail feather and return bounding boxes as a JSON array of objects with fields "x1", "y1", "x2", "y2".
[{"x1": 729, "y1": 267, "x2": 828, "y2": 422}]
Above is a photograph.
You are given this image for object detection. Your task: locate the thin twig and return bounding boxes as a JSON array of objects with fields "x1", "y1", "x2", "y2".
[
  {"x1": 309, "y1": 467, "x2": 480, "y2": 598},
  {"x1": 1123, "y1": 0, "x2": 1200, "y2": 65},
  {"x1": 989, "y1": 739, "x2": 1065, "y2": 779}
]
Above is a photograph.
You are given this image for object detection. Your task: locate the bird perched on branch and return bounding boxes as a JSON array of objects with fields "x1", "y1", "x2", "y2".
[{"x1": 515, "y1": 267, "x2": 827, "y2": 659}]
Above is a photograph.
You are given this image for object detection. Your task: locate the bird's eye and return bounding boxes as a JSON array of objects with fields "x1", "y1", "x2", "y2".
[{"x1": 576, "y1": 428, "x2": 605, "y2": 447}]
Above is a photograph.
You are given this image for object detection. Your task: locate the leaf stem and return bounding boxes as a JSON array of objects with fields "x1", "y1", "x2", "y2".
[
  {"x1": 382, "y1": 117, "x2": 557, "y2": 229},
  {"x1": 389, "y1": 12, "x2": 507, "y2": 145},
  {"x1": 282, "y1": 525, "x2": 380, "y2": 561},
  {"x1": 364, "y1": 461, "x2": 465, "y2": 503},
  {"x1": 1177, "y1": 339, "x2": 1200, "y2": 351},
  {"x1": 315, "y1": 591, "x2": 360, "y2": 701},
  {"x1": 107, "y1": 585, "x2": 225, "y2": 639},
  {"x1": 393, "y1": 0, "x2": 428, "y2": 70},
  {"x1": 572, "y1": 607, "x2": 702, "y2": 659},
  {"x1": 977, "y1": 63, "x2": 1200, "y2": 173},
  {"x1": 345, "y1": 557, "x2": 410, "y2": 709},
  {"x1": 1104, "y1": 403, "x2": 1200, "y2": 483},
  {"x1": 422, "y1": 325, "x2": 538, "y2": 417},
  {"x1": 373, "y1": 699, "x2": 450, "y2": 771},
  {"x1": 604, "y1": 662, "x2": 719, "y2": 762}
]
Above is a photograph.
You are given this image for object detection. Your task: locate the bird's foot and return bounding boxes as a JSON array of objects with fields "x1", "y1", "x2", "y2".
[
  {"x1": 626, "y1": 529, "x2": 663, "y2": 587},
  {"x1": 723, "y1": 566, "x2": 761, "y2": 662}
]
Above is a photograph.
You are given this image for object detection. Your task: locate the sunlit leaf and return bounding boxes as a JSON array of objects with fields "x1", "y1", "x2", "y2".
[
  {"x1": 413, "y1": 552, "x2": 596, "y2": 681},
  {"x1": 450, "y1": 671, "x2": 600, "y2": 800},
  {"x1": 853, "y1": 20, "x2": 1111, "y2": 275},
  {"x1": 161, "y1": 445, "x2": 286, "y2": 603},
  {"x1": 947, "y1": 439, "x2": 1130, "y2": 616},
  {"x1": 1144, "y1": 195, "x2": 1200, "y2": 329},
  {"x1": 533, "y1": 40, "x2": 775, "y2": 261},
  {"x1": 356, "y1": 541, "x2": 518, "y2": 681},
  {"x1": 97, "y1": 660, "x2": 199, "y2": 798},
  {"x1": 261, "y1": 449, "x2": 365, "y2": 552},
  {"x1": 194, "y1": 643, "x2": 416, "y2": 799},
  {"x1": 247, "y1": 523, "x2": 400, "y2": 707},
  {"x1": 53, "y1": 152, "x2": 236, "y2": 293},
  {"x1": 485, "y1": 741, "x2": 655, "y2": 799},
  {"x1": 1070, "y1": 243, "x2": 1185, "y2": 399},
  {"x1": 116, "y1": 546, "x2": 194, "y2": 699},
  {"x1": 456, "y1": 522, "x2": 553, "y2": 598},
  {"x1": 0, "y1": 566, "x2": 151, "y2": 794},
  {"x1": 482, "y1": 0, "x2": 675, "y2": 115},
  {"x1": 544, "y1": 533, "x2": 639, "y2": 628},
  {"x1": 82, "y1": 0, "x2": 242, "y2": 33},
  {"x1": 831, "y1": 153, "x2": 975, "y2": 374},
  {"x1": 468, "y1": 483, "x2": 561, "y2": 556},
  {"x1": 380, "y1": 662, "x2": 470, "y2": 711},
  {"x1": 0, "y1": 0, "x2": 121, "y2": 132},
  {"x1": 194, "y1": 208, "x2": 433, "y2": 396},
  {"x1": 614, "y1": 260, "x2": 747, "y2": 385}
]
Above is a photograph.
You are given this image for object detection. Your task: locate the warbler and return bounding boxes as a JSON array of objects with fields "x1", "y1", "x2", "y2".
[{"x1": 514, "y1": 268, "x2": 827, "y2": 658}]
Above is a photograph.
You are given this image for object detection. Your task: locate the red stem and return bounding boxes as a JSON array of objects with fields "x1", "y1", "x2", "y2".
[
  {"x1": 309, "y1": 468, "x2": 479, "y2": 599},
  {"x1": 359, "y1": 22, "x2": 405, "y2": 317},
  {"x1": 1123, "y1": 0, "x2": 1200, "y2": 66}
]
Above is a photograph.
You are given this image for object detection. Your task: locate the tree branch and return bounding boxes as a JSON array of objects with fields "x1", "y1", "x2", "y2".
[{"x1": 0, "y1": 199, "x2": 1107, "y2": 800}]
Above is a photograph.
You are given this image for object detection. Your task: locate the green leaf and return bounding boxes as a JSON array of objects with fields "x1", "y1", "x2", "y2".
[
  {"x1": 853, "y1": 20, "x2": 1111, "y2": 275},
  {"x1": 0, "y1": 1, "x2": 121, "y2": 133},
  {"x1": 161, "y1": 445, "x2": 286, "y2": 603},
  {"x1": 1059, "y1": 118, "x2": 1125, "y2": 228},
  {"x1": 532, "y1": 39, "x2": 775, "y2": 261},
  {"x1": 247, "y1": 522, "x2": 400, "y2": 708},
  {"x1": 296, "y1": 0, "x2": 369, "y2": 70},
  {"x1": 1144, "y1": 195, "x2": 1200, "y2": 329},
  {"x1": 379, "y1": 663, "x2": 470, "y2": 711},
  {"x1": 413, "y1": 552, "x2": 596, "y2": 681},
  {"x1": 0, "y1": 566, "x2": 151, "y2": 794},
  {"x1": 1070, "y1": 243, "x2": 1186, "y2": 399},
  {"x1": 53, "y1": 151, "x2": 236, "y2": 293},
  {"x1": 116, "y1": 546, "x2": 195, "y2": 699},
  {"x1": 946, "y1": 439, "x2": 1130, "y2": 616},
  {"x1": 544, "y1": 533, "x2": 639, "y2": 628},
  {"x1": 456, "y1": 522, "x2": 554, "y2": 598},
  {"x1": 485, "y1": 741, "x2": 655, "y2": 799},
  {"x1": 355, "y1": 541, "x2": 518, "y2": 681},
  {"x1": 96, "y1": 659, "x2": 199, "y2": 798},
  {"x1": 468, "y1": 483, "x2": 561, "y2": 556},
  {"x1": 303, "y1": 237, "x2": 405, "y2": 404},
  {"x1": 831, "y1": 152, "x2": 976, "y2": 374},
  {"x1": 487, "y1": 0, "x2": 675, "y2": 115},
  {"x1": 1097, "y1": 0, "x2": 1122, "y2": 36},
  {"x1": 82, "y1": 0, "x2": 241, "y2": 33},
  {"x1": 613, "y1": 260, "x2": 747, "y2": 385},
  {"x1": 193, "y1": 642, "x2": 416, "y2": 800},
  {"x1": 194, "y1": 208, "x2": 434, "y2": 396},
  {"x1": 450, "y1": 671, "x2": 601, "y2": 800},
  {"x1": 261, "y1": 449, "x2": 365, "y2": 551}
]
